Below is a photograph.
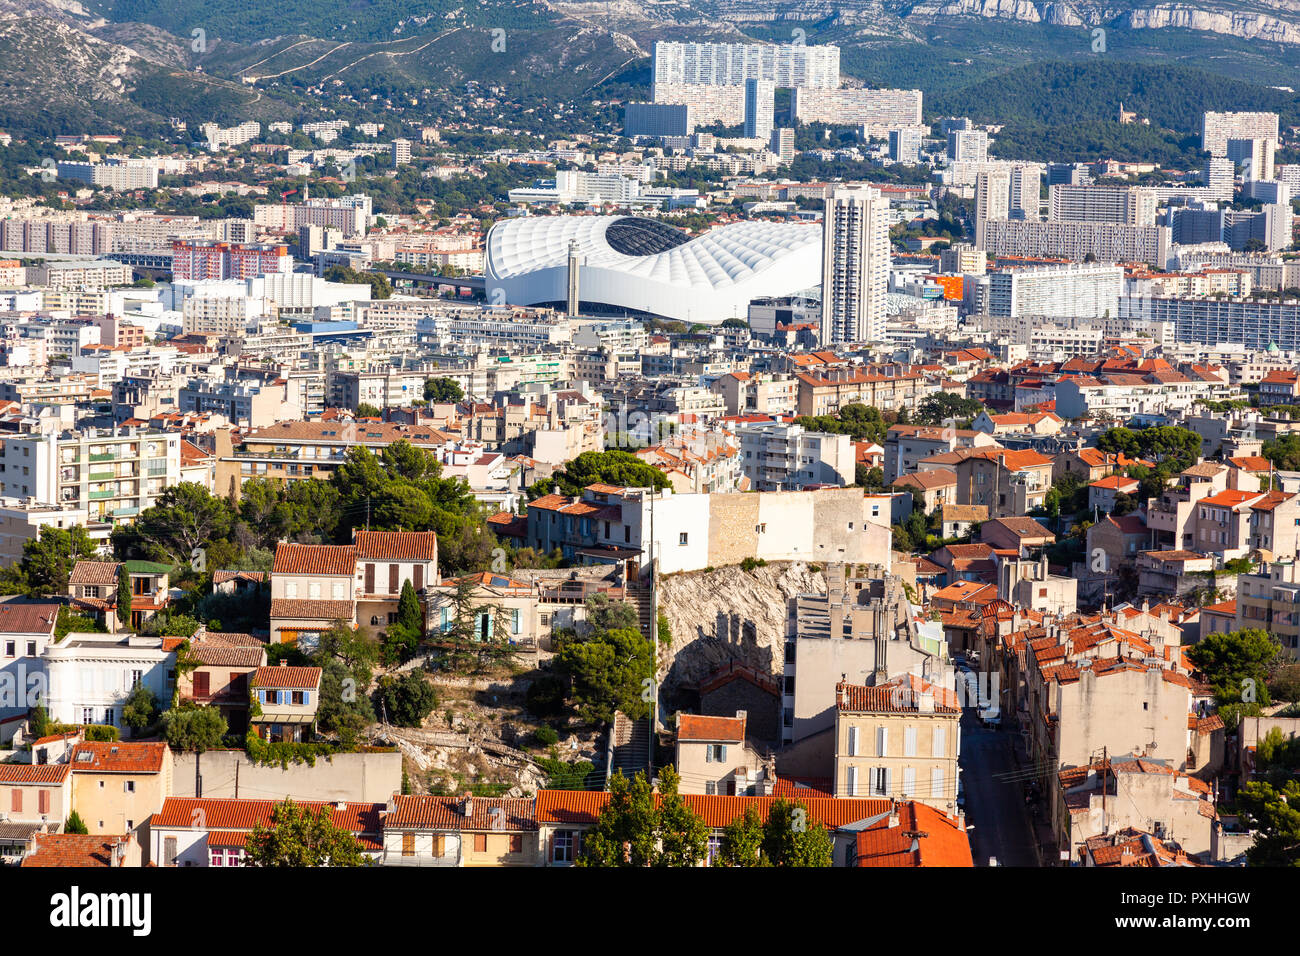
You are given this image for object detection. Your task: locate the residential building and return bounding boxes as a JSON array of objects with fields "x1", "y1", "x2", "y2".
[
  {"x1": 821, "y1": 187, "x2": 891, "y2": 344},
  {"x1": 68, "y1": 741, "x2": 173, "y2": 850}
]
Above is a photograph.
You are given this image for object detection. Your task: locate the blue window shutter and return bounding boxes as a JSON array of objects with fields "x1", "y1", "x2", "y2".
[
  {"x1": 705, "y1": 746, "x2": 712, "y2": 763},
  {"x1": 441, "y1": 607, "x2": 450, "y2": 631},
  {"x1": 277, "y1": 690, "x2": 284, "y2": 705},
  {"x1": 719, "y1": 745, "x2": 727, "y2": 762},
  {"x1": 302, "y1": 691, "x2": 310, "y2": 706}
]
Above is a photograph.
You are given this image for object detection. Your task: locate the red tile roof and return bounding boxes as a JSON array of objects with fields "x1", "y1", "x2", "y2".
[
  {"x1": 252, "y1": 665, "x2": 322, "y2": 689},
  {"x1": 385, "y1": 795, "x2": 537, "y2": 831},
  {"x1": 68, "y1": 561, "x2": 121, "y2": 587},
  {"x1": 150, "y1": 797, "x2": 383, "y2": 849},
  {"x1": 21, "y1": 833, "x2": 135, "y2": 867},
  {"x1": 271, "y1": 543, "x2": 356, "y2": 576},
  {"x1": 269, "y1": 599, "x2": 354, "y2": 621},
  {"x1": 677, "y1": 714, "x2": 745, "y2": 743},
  {"x1": 0, "y1": 602, "x2": 59, "y2": 635},
  {"x1": 0, "y1": 764, "x2": 70, "y2": 784},
  {"x1": 855, "y1": 802, "x2": 974, "y2": 867},
  {"x1": 353, "y1": 530, "x2": 437, "y2": 561},
  {"x1": 70, "y1": 742, "x2": 168, "y2": 774},
  {"x1": 836, "y1": 674, "x2": 961, "y2": 714}
]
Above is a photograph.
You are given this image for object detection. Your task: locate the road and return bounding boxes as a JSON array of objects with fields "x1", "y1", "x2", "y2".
[{"x1": 959, "y1": 707, "x2": 1040, "y2": 867}]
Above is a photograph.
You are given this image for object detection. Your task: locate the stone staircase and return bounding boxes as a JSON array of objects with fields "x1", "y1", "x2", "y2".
[{"x1": 605, "y1": 710, "x2": 652, "y2": 787}]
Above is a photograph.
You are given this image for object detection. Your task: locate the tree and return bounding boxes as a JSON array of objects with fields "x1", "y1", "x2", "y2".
[
  {"x1": 376, "y1": 672, "x2": 437, "y2": 727},
  {"x1": 914, "y1": 392, "x2": 985, "y2": 427},
  {"x1": 717, "y1": 805, "x2": 765, "y2": 866},
  {"x1": 424, "y1": 377, "x2": 465, "y2": 403},
  {"x1": 65, "y1": 810, "x2": 89, "y2": 835},
  {"x1": 121, "y1": 684, "x2": 158, "y2": 734},
  {"x1": 119, "y1": 483, "x2": 234, "y2": 564},
  {"x1": 244, "y1": 799, "x2": 367, "y2": 867},
  {"x1": 381, "y1": 580, "x2": 425, "y2": 664},
  {"x1": 356, "y1": 402, "x2": 382, "y2": 418},
  {"x1": 761, "y1": 798, "x2": 834, "y2": 867},
  {"x1": 554, "y1": 627, "x2": 655, "y2": 725},
  {"x1": 584, "y1": 593, "x2": 639, "y2": 633},
  {"x1": 527, "y1": 450, "x2": 671, "y2": 499},
  {"x1": 161, "y1": 703, "x2": 228, "y2": 752},
  {"x1": 1187, "y1": 628, "x2": 1280, "y2": 705},
  {"x1": 0, "y1": 525, "x2": 98, "y2": 596},
  {"x1": 1237, "y1": 779, "x2": 1300, "y2": 866},
  {"x1": 116, "y1": 570, "x2": 132, "y2": 627},
  {"x1": 578, "y1": 766, "x2": 708, "y2": 867}
]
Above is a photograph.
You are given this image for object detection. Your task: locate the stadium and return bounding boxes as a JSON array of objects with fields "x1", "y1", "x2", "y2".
[{"x1": 484, "y1": 215, "x2": 823, "y2": 324}]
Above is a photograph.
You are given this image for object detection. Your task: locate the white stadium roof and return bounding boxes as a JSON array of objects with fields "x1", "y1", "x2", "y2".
[{"x1": 485, "y1": 215, "x2": 823, "y2": 323}]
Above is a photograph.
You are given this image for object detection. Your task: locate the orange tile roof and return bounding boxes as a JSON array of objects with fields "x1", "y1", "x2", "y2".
[
  {"x1": 252, "y1": 665, "x2": 322, "y2": 689},
  {"x1": 271, "y1": 543, "x2": 356, "y2": 576},
  {"x1": 21, "y1": 833, "x2": 134, "y2": 867},
  {"x1": 677, "y1": 714, "x2": 745, "y2": 742},
  {"x1": 70, "y1": 742, "x2": 167, "y2": 774},
  {"x1": 353, "y1": 530, "x2": 437, "y2": 561},
  {"x1": 837, "y1": 674, "x2": 961, "y2": 713},
  {"x1": 0, "y1": 764, "x2": 70, "y2": 784},
  {"x1": 386, "y1": 795, "x2": 537, "y2": 831},
  {"x1": 0, "y1": 602, "x2": 59, "y2": 634},
  {"x1": 855, "y1": 802, "x2": 974, "y2": 867},
  {"x1": 269, "y1": 598, "x2": 354, "y2": 621},
  {"x1": 150, "y1": 797, "x2": 383, "y2": 848}
]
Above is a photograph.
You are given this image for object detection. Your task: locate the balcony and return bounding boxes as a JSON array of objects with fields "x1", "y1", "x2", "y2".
[
  {"x1": 88, "y1": 490, "x2": 116, "y2": 500},
  {"x1": 88, "y1": 453, "x2": 118, "y2": 463}
]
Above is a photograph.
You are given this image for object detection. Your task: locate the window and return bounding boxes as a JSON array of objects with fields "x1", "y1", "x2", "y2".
[
  {"x1": 679, "y1": 532, "x2": 688, "y2": 546},
  {"x1": 933, "y1": 725, "x2": 947, "y2": 758},
  {"x1": 3, "y1": 641, "x2": 12, "y2": 657},
  {"x1": 285, "y1": 582, "x2": 299, "y2": 599},
  {"x1": 705, "y1": 781, "x2": 716, "y2": 795},
  {"x1": 10, "y1": 789, "x2": 21, "y2": 812},
  {"x1": 876, "y1": 726, "x2": 888, "y2": 757},
  {"x1": 903, "y1": 767, "x2": 916, "y2": 797},
  {"x1": 554, "y1": 830, "x2": 574, "y2": 863},
  {"x1": 164, "y1": 837, "x2": 177, "y2": 865},
  {"x1": 402, "y1": 832, "x2": 415, "y2": 857},
  {"x1": 25, "y1": 641, "x2": 35, "y2": 657},
  {"x1": 846, "y1": 765, "x2": 858, "y2": 797},
  {"x1": 293, "y1": 691, "x2": 305, "y2": 705},
  {"x1": 904, "y1": 726, "x2": 917, "y2": 757},
  {"x1": 125, "y1": 780, "x2": 135, "y2": 793},
  {"x1": 932, "y1": 767, "x2": 945, "y2": 800},
  {"x1": 82, "y1": 709, "x2": 94, "y2": 724},
  {"x1": 509, "y1": 834, "x2": 523, "y2": 854},
  {"x1": 474, "y1": 833, "x2": 488, "y2": 853},
  {"x1": 847, "y1": 726, "x2": 859, "y2": 757}
]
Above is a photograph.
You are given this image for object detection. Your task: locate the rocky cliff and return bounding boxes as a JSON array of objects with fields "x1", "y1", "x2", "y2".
[{"x1": 657, "y1": 562, "x2": 826, "y2": 698}]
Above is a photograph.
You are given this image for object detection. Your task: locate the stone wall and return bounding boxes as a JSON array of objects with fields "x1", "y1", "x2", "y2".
[{"x1": 173, "y1": 749, "x2": 402, "y2": 804}]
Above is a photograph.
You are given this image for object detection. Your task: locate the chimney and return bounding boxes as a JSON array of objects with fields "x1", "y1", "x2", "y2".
[
  {"x1": 462, "y1": 792, "x2": 474, "y2": 817},
  {"x1": 279, "y1": 660, "x2": 288, "y2": 667},
  {"x1": 888, "y1": 801, "x2": 900, "y2": 828},
  {"x1": 918, "y1": 692, "x2": 935, "y2": 713}
]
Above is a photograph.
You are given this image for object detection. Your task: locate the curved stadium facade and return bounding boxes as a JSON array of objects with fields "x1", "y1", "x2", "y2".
[{"x1": 485, "y1": 215, "x2": 822, "y2": 323}]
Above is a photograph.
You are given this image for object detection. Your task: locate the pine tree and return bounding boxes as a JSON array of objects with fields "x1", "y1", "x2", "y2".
[{"x1": 116, "y1": 568, "x2": 132, "y2": 627}]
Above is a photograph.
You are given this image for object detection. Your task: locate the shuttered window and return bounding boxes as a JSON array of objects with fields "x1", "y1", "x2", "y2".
[
  {"x1": 846, "y1": 766, "x2": 858, "y2": 797},
  {"x1": 903, "y1": 767, "x2": 916, "y2": 797},
  {"x1": 414, "y1": 565, "x2": 424, "y2": 591},
  {"x1": 364, "y1": 564, "x2": 375, "y2": 593},
  {"x1": 932, "y1": 767, "x2": 945, "y2": 800},
  {"x1": 194, "y1": 672, "x2": 210, "y2": 697},
  {"x1": 11, "y1": 789, "x2": 21, "y2": 812},
  {"x1": 933, "y1": 726, "x2": 947, "y2": 758},
  {"x1": 402, "y1": 832, "x2": 415, "y2": 857},
  {"x1": 876, "y1": 727, "x2": 888, "y2": 757},
  {"x1": 847, "y1": 726, "x2": 858, "y2": 756},
  {"x1": 474, "y1": 834, "x2": 488, "y2": 853},
  {"x1": 904, "y1": 726, "x2": 917, "y2": 757},
  {"x1": 389, "y1": 564, "x2": 400, "y2": 594}
]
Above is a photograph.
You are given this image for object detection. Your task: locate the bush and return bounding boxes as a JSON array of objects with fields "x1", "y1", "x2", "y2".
[
  {"x1": 533, "y1": 726, "x2": 559, "y2": 747},
  {"x1": 740, "y1": 557, "x2": 767, "y2": 572},
  {"x1": 83, "y1": 724, "x2": 119, "y2": 742},
  {"x1": 162, "y1": 704, "x2": 227, "y2": 752},
  {"x1": 525, "y1": 672, "x2": 568, "y2": 719},
  {"x1": 376, "y1": 672, "x2": 438, "y2": 728}
]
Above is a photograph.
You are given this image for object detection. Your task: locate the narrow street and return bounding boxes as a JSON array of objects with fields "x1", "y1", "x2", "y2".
[{"x1": 959, "y1": 709, "x2": 1040, "y2": 868}]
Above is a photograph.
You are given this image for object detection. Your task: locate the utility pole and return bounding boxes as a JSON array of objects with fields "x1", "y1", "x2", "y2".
[
  {"x1": 1101, "y1": 745, "x2": 1108, "y2": 836},
  {"x1": 234, "y1": 759, "x2": 239, "y2": 799}
]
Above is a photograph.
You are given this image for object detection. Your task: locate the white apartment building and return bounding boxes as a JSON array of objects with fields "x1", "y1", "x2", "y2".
[
  {"x1": 736, "y1": 422, "x2": 854, "y2": 492},
  {"x1": 947, "y1": 129, "x2": 988, "y2": 164},
  {"x1": 1202, "y1": 111, "x2": 1278, "y2": 157},
  {"x1": 792, "y1": 88, "x2": 922, "y2": 131},
  {"x1": 652, "y1": 40, "x2": 840, "y2": 88},
  {"x1": 977, "y1": 263, "x2": 1123, "y2": 321},
  {"x1": 1049, "y1": 184, "x2": 1157, "y2": 226},
  {"x1": 1, "y1": 428, "x2": 182, "y2": 523},
  {"x1": 821, "y1": 186, "x2": 890, "y2": 344},
  {"x1": 978, "y1": 219, "x2": 1171, "y2": 269}
]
